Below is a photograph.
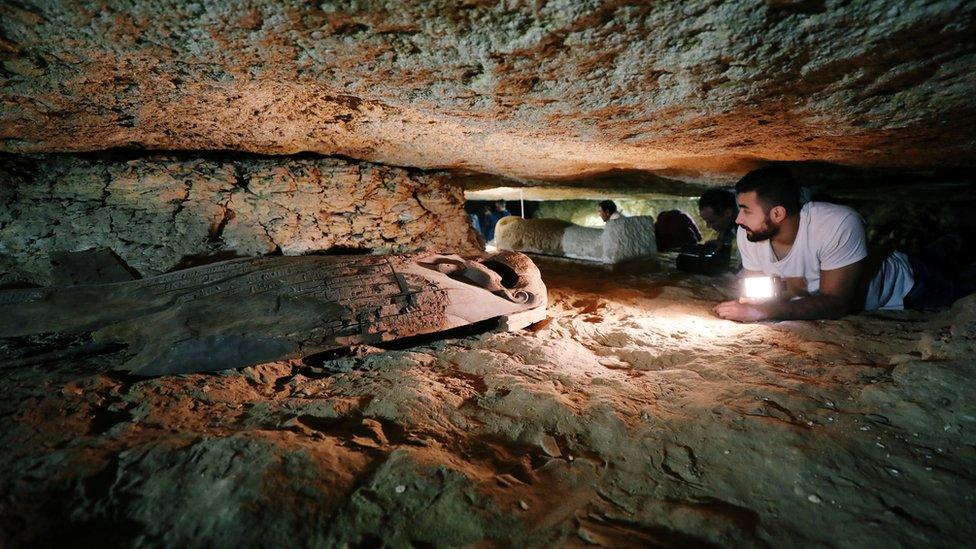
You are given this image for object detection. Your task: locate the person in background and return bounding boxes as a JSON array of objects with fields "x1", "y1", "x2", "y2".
[
  {"x1": 655, "y1": 210, "x2": 702, "y2": 251},
  {"x1": 698, "y1": 187, "x2": 738, "y2": 252},
  {"x1": 673, "y1": 188, "x2": 739, "y2": 275},
  {"x1": 483, "y1": 200, "x2": 511, "y2": 242},
  {"x1": 469, "y1": 211, "x2": 483, "y2": 239},
  {"x1": 598, "y1": 200, "x2": 624, "y2": 222}
]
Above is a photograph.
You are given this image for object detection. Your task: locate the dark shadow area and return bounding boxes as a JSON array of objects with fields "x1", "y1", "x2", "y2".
[
  {"x1": 0, "y1": 280, "x2": 42, "y2": 291},
  {"x1": 482, "y1": 259, "x2": 519, "y2": 288},
  {"x1": 301, "y1": 317, "x2": 502, "y2": 369},
  {"x1": 50, "y1": 248, "x2": 141, "y2": 284},
  {"x1": 0, "y1": 331, "x2": 127, "y2": 370},
  {"x1": 168, "y1": 250, "x2": 254, "y2": 271},
  {"x1": 466, "y1": 199, "x2": 540, "y2": 220},
  {"x1": 308, "y1": 246, "x2": 375, "y2": 256}
]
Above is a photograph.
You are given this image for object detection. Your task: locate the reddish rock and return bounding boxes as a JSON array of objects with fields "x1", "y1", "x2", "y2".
[{"x1": 1, "y1": 1, "x2": 973, "y2": 182}]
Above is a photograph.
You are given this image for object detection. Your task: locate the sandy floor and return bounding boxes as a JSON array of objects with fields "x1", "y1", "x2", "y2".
[{"x1": 1, "y1": 255, "x2": 974, "y2": 547}]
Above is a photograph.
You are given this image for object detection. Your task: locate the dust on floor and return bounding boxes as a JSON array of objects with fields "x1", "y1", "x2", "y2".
[{"x1": 1, "y1": 256, "x2": 973, "y2": 547}]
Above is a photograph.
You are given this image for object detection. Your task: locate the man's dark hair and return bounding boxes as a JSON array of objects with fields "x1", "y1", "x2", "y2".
[
  {"x1": 698, "y1": 188, "x2": 737, "y2": 213},
  {"x1": 734, "y1": 165, "x2": 801, "y2": 215},
  {"x1": 598, "y1": 200, "x2": 617, "y2": 214}
]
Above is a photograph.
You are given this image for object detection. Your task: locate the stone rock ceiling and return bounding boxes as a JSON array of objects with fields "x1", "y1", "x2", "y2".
[{"x1": 2, "y1": 1, "x2": 975, "y2": 183}]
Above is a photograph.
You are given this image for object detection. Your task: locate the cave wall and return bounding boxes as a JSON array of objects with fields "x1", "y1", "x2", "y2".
[{"x1": 0, "y1": 154, "x2": 481, "y2": 286}]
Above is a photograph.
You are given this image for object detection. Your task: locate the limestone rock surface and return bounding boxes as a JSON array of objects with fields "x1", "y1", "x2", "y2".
[
  {"x1": 0, "y1": 154, "x2": 481, "y2": 285},
  {"x1": 1, "y1": 259, "x2": 974, "y2": 546},
  {"x1": 2, "y1": 1, "x2": 974, "y2": 182}
]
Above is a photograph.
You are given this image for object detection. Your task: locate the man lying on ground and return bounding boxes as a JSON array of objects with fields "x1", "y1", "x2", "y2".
[{"x1": 714, "y1": 165, "x2": 975, "y2": 322}]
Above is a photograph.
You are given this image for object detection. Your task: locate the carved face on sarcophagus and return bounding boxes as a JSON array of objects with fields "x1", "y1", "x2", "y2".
[{"x1": 0, "y1": 251, "x2": 547, "y2": 376}]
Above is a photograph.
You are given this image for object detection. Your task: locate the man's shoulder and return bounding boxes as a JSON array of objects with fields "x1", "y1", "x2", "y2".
[
  {"x1": 802, "y1": 202, "x2": 864, "y2": 240},
  {"x1": 803, "y1": 201, "x2": 859, "y2": 221},
  {"x1": 802, "y1": 202, "x2": 868, "y2": 265}
]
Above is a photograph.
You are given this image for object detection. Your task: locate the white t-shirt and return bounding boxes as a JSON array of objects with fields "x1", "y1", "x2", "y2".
[
  {"x1": 737, "y1": 202, "x2": 914, "y2": 310},
  {"x1": 609, "y1": 211, "x2": 624, "y2": 221}
]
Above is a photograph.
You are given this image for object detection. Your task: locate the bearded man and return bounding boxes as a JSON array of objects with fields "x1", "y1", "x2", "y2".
[{"x1": 712, "y1": 165, "x2": 966, "y2": 322}]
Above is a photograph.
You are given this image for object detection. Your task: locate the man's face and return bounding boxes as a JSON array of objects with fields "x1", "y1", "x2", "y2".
[
  {"x1": 598, "y1": 207, "x2": 611, "y2": 222},
  {"x1": 735, "y1": 191, "x2": 778, "y2": 242},
  {"x1": 699, "y1": 206, "x2": 734, "y2": 233}
]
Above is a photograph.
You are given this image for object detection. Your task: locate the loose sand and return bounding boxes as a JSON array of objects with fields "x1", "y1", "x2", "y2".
[{"x1": 1, "y1": 256, "x2": 973, "y2": 546}]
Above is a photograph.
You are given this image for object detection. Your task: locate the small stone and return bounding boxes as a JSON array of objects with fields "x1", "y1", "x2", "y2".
[
  {"x1": 540, "y1": 435, "x2": 561, "y2": 458},
  {"x1": 519, "y1": 500, "x2": 529, "y2": 510},
  {"x1": 808, "y1": 494, "x2": 822, "y2": 504},
  {"x1": 577, "y1": 527, "x2": 597, "y2": 544},
  {"x1": 395, "y1": 485, "x2": 406, "y2": 494}
]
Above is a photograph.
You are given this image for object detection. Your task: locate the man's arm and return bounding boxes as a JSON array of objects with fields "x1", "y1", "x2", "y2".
[
  {"x1": 764, "y1": 259, "x2": 864, "y2": 320},
  {"x1": 715, "y1": 260, "x2": 865, "y2": 321}
]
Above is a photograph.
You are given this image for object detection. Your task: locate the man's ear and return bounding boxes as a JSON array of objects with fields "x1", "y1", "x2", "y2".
[{"x1": 769, "y1": 205, "x2": 787, "y2": 223}]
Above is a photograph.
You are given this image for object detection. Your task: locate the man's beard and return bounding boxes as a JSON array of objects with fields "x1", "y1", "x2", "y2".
[{"x1": 742, "y1": 218, "x2": 778, "y2": 242}]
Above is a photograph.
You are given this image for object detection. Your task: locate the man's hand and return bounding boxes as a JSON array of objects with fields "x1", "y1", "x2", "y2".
[
  {"x1": 713, "y1": 300, "x2": 771, "y2": 322},
  {"x1": 715, "y1": 260, "x2": 866, "y2": 322}
]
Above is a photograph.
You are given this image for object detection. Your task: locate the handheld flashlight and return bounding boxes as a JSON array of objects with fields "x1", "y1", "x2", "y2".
[{"x1": 741, "y1": 276, "x2": 786, "y2": 301}]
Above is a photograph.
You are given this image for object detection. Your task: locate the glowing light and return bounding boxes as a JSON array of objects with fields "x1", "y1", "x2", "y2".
[{"x1": 743, "y1": 276, "x2": 776, "y2": 299}]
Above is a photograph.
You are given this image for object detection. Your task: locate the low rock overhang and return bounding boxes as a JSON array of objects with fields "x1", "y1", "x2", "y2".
[{"x1": 1, "y1": 1, "x2": 974, "y2": 186}]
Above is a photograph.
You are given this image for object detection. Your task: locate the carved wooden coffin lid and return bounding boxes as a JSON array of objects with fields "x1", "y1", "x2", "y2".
[{"x1": 0, "y1": 251, "x2": 547, "y2": 375}]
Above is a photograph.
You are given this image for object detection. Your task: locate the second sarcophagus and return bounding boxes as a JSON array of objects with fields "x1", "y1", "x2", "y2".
[{"x1": 0, "y1": 251, "x2": 547, "y2": 375}]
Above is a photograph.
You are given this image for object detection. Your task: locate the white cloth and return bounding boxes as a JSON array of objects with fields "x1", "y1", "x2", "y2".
[
  {"x1": 737, "y1": 202, "x2": 914, "y2": 310},
  {"x1": 608, "y1": 211, "x2": 623, "y2": 221},
  {"x1": 864, "y1": 250, "x2": 914, "y2": 310}
]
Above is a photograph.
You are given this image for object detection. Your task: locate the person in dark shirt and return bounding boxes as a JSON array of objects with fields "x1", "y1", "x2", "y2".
[
  {"x1": 598, "y1": 200, "x2": 624, "y2": 222},
  {"x1": 655, "y1": 210, "x2": 702, "y2": 251},
  {"x1": 698, "y1": 187, "x2": 738, "y2": 252},
  {"x1": 484, "y1": 200, "x2": 511, "y2": 242}
]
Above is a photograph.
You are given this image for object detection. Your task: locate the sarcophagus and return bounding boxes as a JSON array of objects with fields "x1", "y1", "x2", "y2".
[{"x1": 0, "y1": 251, "x2": 546, "y2": 375}]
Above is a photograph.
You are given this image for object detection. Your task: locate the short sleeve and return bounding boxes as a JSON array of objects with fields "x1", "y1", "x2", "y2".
[
  {"x1": 736, "y1": 227, "x2": 762, "y2": 271},
  {"x1": 819, "y1": 212, "x2": 868, "y2": 270}
]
